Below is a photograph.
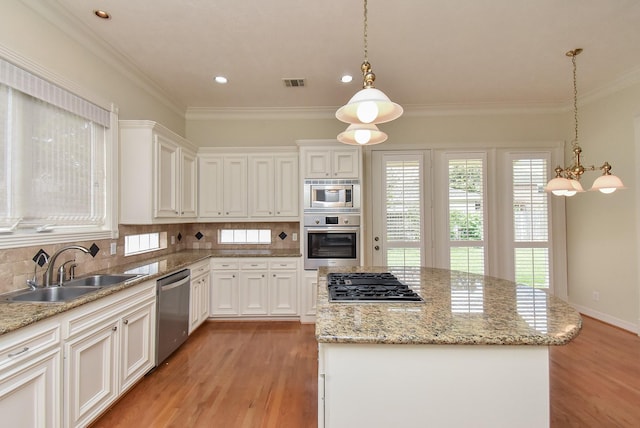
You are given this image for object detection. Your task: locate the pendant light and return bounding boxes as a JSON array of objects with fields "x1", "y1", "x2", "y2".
[
  {"x1": 336, "y1": 0, "x2": 402, "y2": 145},
  {"x1": 545, "y1": 49, "x2": 625, "y2": 196},
  {"x1": 337, "y1": 123, "x2": 388, "y2": 145}
]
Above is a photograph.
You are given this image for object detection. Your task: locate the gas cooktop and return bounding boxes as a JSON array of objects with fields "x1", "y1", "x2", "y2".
[{"x1": 327, "y1": 272, "x2": 424, "y2": 302}]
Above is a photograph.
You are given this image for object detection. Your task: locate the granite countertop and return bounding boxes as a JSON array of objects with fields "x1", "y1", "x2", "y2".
[
  {"x1": 0, "y1": 248, "x2": 301, "y2": 336},
  {"x1": 315, "y1": 266, "x2": 582, "y2": 346}
]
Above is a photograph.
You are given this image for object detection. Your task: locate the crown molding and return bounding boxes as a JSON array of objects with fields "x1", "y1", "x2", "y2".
[{"x1": 18, "y1": 0, "x2": 186, "y2": 118}]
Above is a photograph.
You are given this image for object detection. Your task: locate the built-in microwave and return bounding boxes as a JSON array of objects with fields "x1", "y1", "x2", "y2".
[{"x1": 303, "y1": 179, "x2": 360, "y2": 212}]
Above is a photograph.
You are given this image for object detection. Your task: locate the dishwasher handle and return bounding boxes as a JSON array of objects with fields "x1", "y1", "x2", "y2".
[{"x1": 159, "y1": 275, "x2": 190, "y2": 291}]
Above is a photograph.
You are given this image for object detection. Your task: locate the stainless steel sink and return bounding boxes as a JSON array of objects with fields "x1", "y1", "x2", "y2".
[
  {"x1": 63, "y1": 274, "x2": 139, "y2": 288},
  {"x1": 6, "y1": 286, "x2": 98, "y2": 303}
]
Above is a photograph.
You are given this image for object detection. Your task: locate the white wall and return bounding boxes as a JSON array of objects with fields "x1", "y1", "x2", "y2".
[
  {"x1": 0, "y1": 0, "x2": 185, "y2": 134},
  {"x1": 564, "y1": 82, "x2": 640, "y2": 332}
]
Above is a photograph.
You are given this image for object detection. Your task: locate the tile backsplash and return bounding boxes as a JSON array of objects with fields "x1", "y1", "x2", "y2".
[{"x1": 0, "y1": 221, "x2": 300, "y2": 295}]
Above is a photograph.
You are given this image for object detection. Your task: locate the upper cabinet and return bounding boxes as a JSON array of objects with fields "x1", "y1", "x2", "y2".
[
  {"x1": 199, "y1": 148, "x2": 298, "y2": 221},
  {"x1": 120, "y1": 121, "x2": 198, "y2": 224},
  {"x1": 303, "y1": 147, "x2": 360, "y2": 179}
]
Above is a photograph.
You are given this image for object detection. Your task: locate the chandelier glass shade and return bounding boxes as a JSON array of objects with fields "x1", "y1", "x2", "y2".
[
  {"x1": 336, "y1": 0, "x2": 402, "y2": 145},
  {"x1": 545, "y1": 49, "x2": 624, "y2": 196},
  {"x1": 337, "y1": 123, "x2": 388, "y2": 145}
]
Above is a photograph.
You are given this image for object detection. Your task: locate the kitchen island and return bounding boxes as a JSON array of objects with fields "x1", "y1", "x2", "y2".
[{"x1": 315, "y1": 266, "x2": 582, "y2": 428}]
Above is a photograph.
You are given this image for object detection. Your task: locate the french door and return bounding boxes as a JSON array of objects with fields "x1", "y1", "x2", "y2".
[{"x1": 371, "y1": 151, "x2": 430, "y2": 266}]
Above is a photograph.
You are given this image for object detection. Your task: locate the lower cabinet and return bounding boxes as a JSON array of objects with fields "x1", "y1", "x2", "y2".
[
  {"x1": 189, "y1": 260, "x2": 211, "y2": 334},
  {"x1": 0, "y1": 318, "x2": 62, "y2": 428},
  {"x1": 300, "y1": 270, "x2": 318, "y2": 323},
  {"x1": 210, "y1": 258, "x2": 299, "y2": 318},
  {"x1": 63, "y1": 280, "x2": 156, "y2": 428}
]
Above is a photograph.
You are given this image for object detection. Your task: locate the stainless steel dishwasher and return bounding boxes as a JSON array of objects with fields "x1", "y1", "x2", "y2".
[{"x1": 156, "y1": 269, "x2": 190, "y2": 366}]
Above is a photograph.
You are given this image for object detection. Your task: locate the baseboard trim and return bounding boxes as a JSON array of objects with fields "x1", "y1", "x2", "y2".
[{"x1": 571, "y1": 303, "x2": 639, "y2": 335}]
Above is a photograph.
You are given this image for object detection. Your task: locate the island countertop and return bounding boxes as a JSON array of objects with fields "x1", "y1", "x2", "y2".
[{"x1": 315, "y1": 266, "x2": 582, "y2": 346}]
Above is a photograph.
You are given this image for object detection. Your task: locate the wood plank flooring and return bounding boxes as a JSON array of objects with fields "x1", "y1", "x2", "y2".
[{"x1": 92, "y1": 316, "x2": 639, "y2": 428}]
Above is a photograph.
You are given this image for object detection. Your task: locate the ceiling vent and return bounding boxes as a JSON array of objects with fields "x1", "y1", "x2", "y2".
[{"x1": 282, "y1": 78, "x2": 305, "y2": 87}]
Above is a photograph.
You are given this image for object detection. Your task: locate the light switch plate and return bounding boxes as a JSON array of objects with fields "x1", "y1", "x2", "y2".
[{"x1": 110, "y1": 242, "x2": 117, "y2": 255}]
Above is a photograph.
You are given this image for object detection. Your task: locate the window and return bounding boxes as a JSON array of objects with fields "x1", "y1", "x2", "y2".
[
  {"x1": 511, "y1": 155, "x2": 551, "y2": 288},
  {"x1": 219, "y1": 229, "x2": 272, "y2": 244},
  {"x1": 124, "y1": 232, "x2": 164, "y2": 256},
  {"x1": 446, "y1": 155, "x2": 486, "y2": 275},
  {"x1": 0, "y1": 56, "x2": 116, "y2": 248}
]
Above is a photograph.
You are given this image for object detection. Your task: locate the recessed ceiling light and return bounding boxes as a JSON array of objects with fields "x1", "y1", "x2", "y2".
[
  {"x1": 341, "y1": 75, "x2": 353, "y2": 83},
  {"x1": 214, "y1": 76, "x2": 228, "y2": 84},
  {"x1": 94, "y1": 10, "x2": 111, "y2": 20}
]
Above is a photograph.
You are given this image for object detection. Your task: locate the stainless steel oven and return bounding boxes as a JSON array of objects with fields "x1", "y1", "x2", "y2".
[
  {"x1": 304, "y1": 214, "x2": 360, "y2": 270},
  {"x1": 303, "y1": 179, "x2": 360, "y2": 212}
]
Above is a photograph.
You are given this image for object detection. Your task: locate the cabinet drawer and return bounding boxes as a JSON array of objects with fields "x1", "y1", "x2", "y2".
[
  {"x1": 239, "y1": 261, "x2": 268, "y2": 270},
  {"x1": 211, "y1": 261, "x2": 239, "y2": 270},
  {"x1": 269, "y1": 260, "x2": 298, "y2": 270},
  {"x1": 0, "y1": 321, "x2": 60, "y2": 369},
  {"x1": 189, "y1": 260, "x2": 209, "y2": 277}
]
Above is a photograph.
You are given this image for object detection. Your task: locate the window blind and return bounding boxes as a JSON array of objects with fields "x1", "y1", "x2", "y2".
[
  {"x1": 0, "y1": 58, "x2": 110, "y2": 127},
  {"x1": 385, "y1": 159, "x2": 421, "y2": 266}
]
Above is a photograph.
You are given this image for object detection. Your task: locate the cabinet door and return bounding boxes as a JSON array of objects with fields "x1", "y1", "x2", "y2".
[
  {"x1": 0, "y1": 348, "x2": 62, "y2": 428},
  {"x1": 198, "y1": 156, "x2": 224, "y2": 217},
  {"x1": 210, "y1": 271, "x2": 240, "y2": 316},
  {"x1": 223, "y1": 156, "x2": 248, "y2": 217},
  {"x1": 189, "y1": 278, "x2": 201, "y2": 333},
  {"x1": 249, "y1": 155, "x2": 275, "y2": 217},
  {"x1": 120, "y1": 301, "x2": 155, "y2": 393},
  {"x1": 269, "y1": 271, "x2": 298, "y2": 315},
  {"x1": 154, "y1": 135, "x2": 179, "y2": 218},
  {"x1": 180, "y1": 148, "x2": 198, "y2": 217},
  {"x1": 275, "y1": 155, "x2": 299, "y2": 217},
  {"x1": 301, "y1": 273, "x2": 318, "y2": 319},
  {"x1": 198, "y1": 274, "x2": 210, "y2": 326},
  {"x1": 239, "y1": 271, "x2": 269, "y2": 315},
  {"x1": 305, "y1": 150, "x2": 332, "y2": 178},
  {"x1": 332, "y1": 148, "x2": 360, "y2": 178},
  {"x1": 65, "y1": 321, "x2": 119, "y2": 428}
]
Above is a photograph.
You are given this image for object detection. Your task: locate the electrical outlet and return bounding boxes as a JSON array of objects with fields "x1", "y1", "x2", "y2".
[
  {"x1": 110, "y1": 242, "x2": 117, "y2": 255},
  {"x1": 292, "y1": 232, "x2": 298, "y2": 242},
  {"x1": 171, "y1": 235, "x2": 176, "y2": 245},
  {"x1": 592, "y1": 291, "x2": 600, "y2": 301}
]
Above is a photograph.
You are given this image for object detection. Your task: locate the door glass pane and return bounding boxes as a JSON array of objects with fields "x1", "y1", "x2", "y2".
[
  {"x1": 448, "y1": 157, "x2": 485, "y2": 274},
  {"x1": 385, "y1": 158, "x2": 421, "y2": 266}
]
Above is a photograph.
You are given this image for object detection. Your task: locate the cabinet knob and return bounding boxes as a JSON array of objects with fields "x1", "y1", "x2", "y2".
[
  {"x1": 123, "y1": 320, "x2": 129, "y2": 325},
  {"x1": 112, "y1": 326, "x2": 118, "y2": 331},
  {"x1": 273, "y1": 274, "x2": 276, "y2": 277},
  {"x1": 226, "y1": 212, "x2": 229, "y2": 215},
  {"x1": 218, "y1": 212, "x2": 222, "y2": 215},
  {"x1": 374, "y1": 236, "x2": 380, "y2": 241},
  {"x1": 374, "y1": 245, "x2": 380, "y2": 251}
]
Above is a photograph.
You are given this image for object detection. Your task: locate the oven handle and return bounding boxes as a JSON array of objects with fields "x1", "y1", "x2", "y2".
[{"x1": 305, "y1": 227, "x2": 361, "y2": 233}]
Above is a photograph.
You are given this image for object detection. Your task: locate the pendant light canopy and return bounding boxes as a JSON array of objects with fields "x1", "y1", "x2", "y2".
[
  {"x1": 545, "y1": 49, "x2": 625, "y2": 196},
  {"x1": 336, "y1": 0, "x2": 402, "y2": 145}
]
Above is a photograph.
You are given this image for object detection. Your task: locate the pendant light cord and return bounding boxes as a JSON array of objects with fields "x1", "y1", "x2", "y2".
[
  {"x1": 571, "y1": 52, "x2": 579, "y2": 149},
  {"x1": 363, "y1": 0, "x2": 368, "y2": 63}
]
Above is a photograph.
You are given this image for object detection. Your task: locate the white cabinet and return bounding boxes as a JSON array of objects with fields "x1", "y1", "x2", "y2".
[
  {"x1": 63, "y1": 280, "x2": 156, "y2": 428},
  {"x1": 0, "y1": 318, "x2": 62, "y2": 428},
  {"x1": 210, "y1": 258, "x2": 299, "y2": 318},
  {"x1": 210, "y1": 260, "x2": 240, "y2": 316},
  {"x1": 189, "y1": 259, "x2": 211, "y2": 334},
  {"x1": 300, "y1": 270, "x2": 318, "y2": 323},
  {"x1": 304, "y1": 148, "x2": 360, "y2": 178},
  {"x1": 269, "y1": 260, "x2": 298, "y2": 316},
  {"x1": 249, "y1": 154, "x2": 299, "y2": 218},
  {"x1": 198, "y1": 155, "x2": 248, "y2": 218},
  {"x1": 120, "y1": 120, "x2": 199, "y2": 223}
]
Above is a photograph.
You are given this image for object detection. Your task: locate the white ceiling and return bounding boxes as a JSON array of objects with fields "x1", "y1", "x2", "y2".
[{"x1": 50, "y1": 0, "x2": 640, "y2": 112}]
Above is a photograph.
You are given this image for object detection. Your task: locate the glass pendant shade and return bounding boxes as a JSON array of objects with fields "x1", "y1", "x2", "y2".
[
  {"x1": 337, "y1": 123, "x2": 388, "y2": 145},
  {"x1": 336, "y1": 87, "x2": 403, "y2": 125},
  {"x1": 590, "y1": 174, "x2": 625, "y2": 194},
  {"x1": 545, "y1": 177, "x2": 585, "y2": 196}
]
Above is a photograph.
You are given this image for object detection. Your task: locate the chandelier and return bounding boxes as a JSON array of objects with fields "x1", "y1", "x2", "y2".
[
  {"x1": 545, "y1": 49, "x2": 625, "y2": 196},
  {"x1": 336, "y1": 0, "x2": 402, "y2": 146}
]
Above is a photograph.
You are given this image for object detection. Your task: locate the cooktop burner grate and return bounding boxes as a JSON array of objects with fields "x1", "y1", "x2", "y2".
[{"x1": 327, "y1": 272, "x2": 423, "y2": 302}]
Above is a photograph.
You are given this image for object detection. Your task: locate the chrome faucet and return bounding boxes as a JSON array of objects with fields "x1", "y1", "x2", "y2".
[
  {"x1": 43, "y1": 245, "x2": 91, "y2": 287},
  {"x1": 26, "y1": 252, "x2": 49, "y2": 290}
]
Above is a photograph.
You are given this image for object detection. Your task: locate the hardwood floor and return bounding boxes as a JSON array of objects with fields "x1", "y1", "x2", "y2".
[
  {"x1": 549, "y1": 315, "x2": 640, "y2": 427},
  {"x1": 92, "y1": 316, "x2": 639, "y2": 428}
]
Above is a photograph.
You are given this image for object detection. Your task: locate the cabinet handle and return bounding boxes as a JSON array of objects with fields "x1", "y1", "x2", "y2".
[
  {"x1": 123, "y1": 320, "x2": 129, "y2": 325},
  {"x1": 8, "y1": 347, "x2": 29, "y2": 357},
  {"x1": 112, "y1": 326, "x2": 118, "y2": 331}
]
